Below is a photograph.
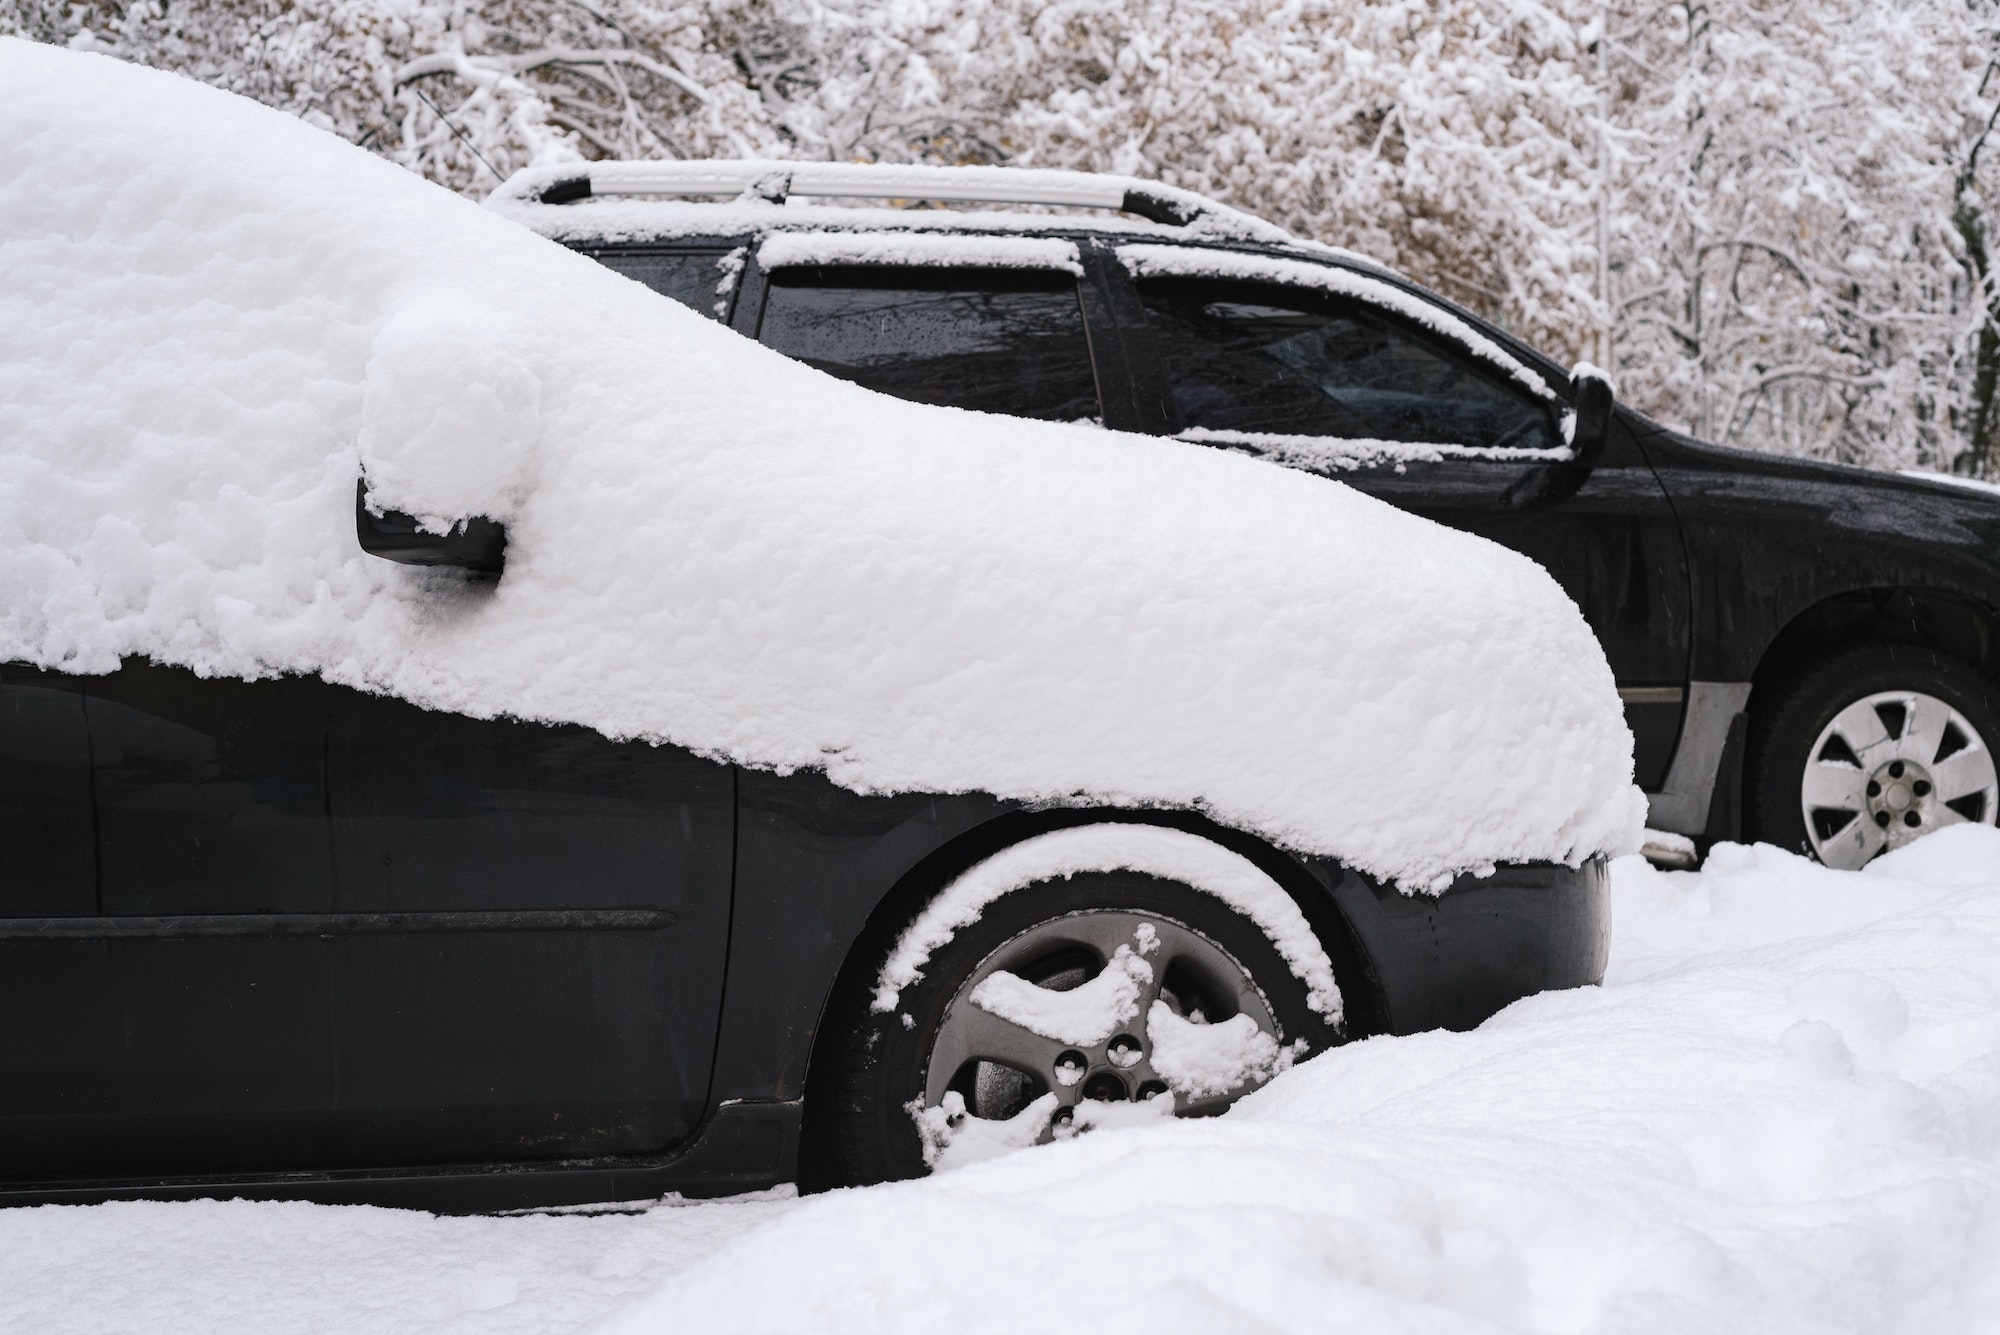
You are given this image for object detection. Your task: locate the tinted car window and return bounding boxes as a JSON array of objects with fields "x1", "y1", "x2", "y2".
[
  {"x1": 1138, "y1": 277, "x2": 1559, "y2": 452},
  {"x1": 594, "y1": 248, "x2": 739, "y2": 322},
  {"x1": 758, "y1": 266, "x2": 1101, "y2": 422}
]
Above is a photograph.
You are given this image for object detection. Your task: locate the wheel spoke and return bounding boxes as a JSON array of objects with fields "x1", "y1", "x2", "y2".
[
  {"x1": 1827, "y1": 697, "x2": 1893, "y2": 761},
  {"x1": 1931, "y1": 748, "x2": 1999, "y2": 805},
  {"x1": 1800, "y1": 761, "x2": 1868, "y2": 811},
  {"x1": 926, "y1": 1001, "x2": 1067, "y2": 1103},
  {"x1": 1902, "y1": 693, "x2": 1954, "y2": 764},
  {"x1": 1816, "y1": 808, "x2": 1886, "y2": 871}
]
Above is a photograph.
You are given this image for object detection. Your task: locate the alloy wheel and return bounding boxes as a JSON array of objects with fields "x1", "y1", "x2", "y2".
[
  {"x1": 923, "y1": 909, "x2": 1285, "y2": 1141},
  {"x1": 1800, "y1": 688, "x2": 1998, "y2": 869}
]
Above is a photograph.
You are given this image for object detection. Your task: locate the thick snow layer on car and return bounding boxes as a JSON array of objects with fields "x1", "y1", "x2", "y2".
[
  {"x1": 9, "y1": 831, "x2": 1999, "y2": 1334},
  {"x1": 0, "y1": 40, "x2": 1640, "y2": 887}
]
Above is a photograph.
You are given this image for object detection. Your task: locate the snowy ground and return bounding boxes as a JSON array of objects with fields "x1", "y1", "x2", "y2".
[{"x1": 6, "y1": 830, "x2": 1998, "y2": 1335}]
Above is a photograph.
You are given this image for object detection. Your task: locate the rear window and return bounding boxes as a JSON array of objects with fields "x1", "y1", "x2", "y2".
[
  {"x1": 756, "y1": 266, "x2": 1101, "y2": 423},
  {"x1": 1138, "y1": 277, "x2": 1560, "y2": 452}
]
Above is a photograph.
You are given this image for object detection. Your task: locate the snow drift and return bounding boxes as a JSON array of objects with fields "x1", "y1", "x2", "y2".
[
  {"x1": 10, "y1": 833, "x2": 1998, "y2": 1334},
  {"x1": 0, "y1": 39, "x2": 1641, "y2": 886}
]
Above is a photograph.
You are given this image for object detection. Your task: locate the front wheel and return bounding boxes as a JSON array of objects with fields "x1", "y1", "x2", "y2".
[
  {"x1": 831, "y1": 870, "x2": 1340, "y2": 1184},
  {"x1": 1746, "y1": 643, "x2": 2000, "y2": 869}
]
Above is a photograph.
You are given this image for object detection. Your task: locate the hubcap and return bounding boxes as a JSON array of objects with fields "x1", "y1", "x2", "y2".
[
  {"x1": 1801, "y1": 689, "x2": 1998, "y2": 869},
  {"x1": 921, "y1": 910, "x2": 1284, "y2": 1149}
]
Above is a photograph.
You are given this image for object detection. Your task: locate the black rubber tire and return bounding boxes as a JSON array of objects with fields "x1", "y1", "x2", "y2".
[
  {"x1": 830, "y1": 868, "x2": 1340, "y2": 1186},
  {"x1": 1745, "y1": 641, "x2": 2000, "y2": 862}
]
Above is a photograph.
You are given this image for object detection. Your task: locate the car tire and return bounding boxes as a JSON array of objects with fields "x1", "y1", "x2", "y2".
[
  {"x1": 831, "y1": 868, "x2": 1339, "y2": 1185},
  {"x1": 1745, "y1": 642, "x2": 2000, "y2": 869}
]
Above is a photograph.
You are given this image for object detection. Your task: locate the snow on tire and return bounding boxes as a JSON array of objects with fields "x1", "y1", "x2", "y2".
[{"x1": 833, "y1": 852, "x2": 1343, "y2": 1185}]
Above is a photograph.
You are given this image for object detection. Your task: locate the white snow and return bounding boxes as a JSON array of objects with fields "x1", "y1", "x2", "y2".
[
  {"x1": 912, "y1": 1091, "x2": 1061, "y2": 1172},
  {"x1": 968, "y1": 942, "x2": 1154, "y2": 1046},
  {"x1": 490, "y1": 194, "x2": 1193, "y2": 248},
  {"x1": 11, "y1": 828, "x2": 2000, "y2": 1333},
  {"x1": 1145, "y1": 1002, "x2": 1291, "y2": 1099},
  {"x1": 756, "y1": 230, "x2": 1082, "y2": 273},
  {"x1": 1118, "y1": 243, "x2": 1558, "y2": 401},
  {"x1": 870, "y1": 825, "x2": 1343, "y2": 1019},
  {"x1": 0, "y1": 40, "x2": 1638, "y2": 890},
  {"x1": 1180, "y1": 427, "x2": 1570, "y2": 473}
]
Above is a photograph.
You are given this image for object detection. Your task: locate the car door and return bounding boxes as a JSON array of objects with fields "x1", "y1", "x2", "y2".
[
  {"x1": 0, "y1": 660, "x2": 732, "y2": 1181},
  {"x1": 1, "y1": 661, "x2": 338, "y2": 1180},
  {"x1": 321, "y1": 684, "x2": 732, "y2": 1168},
  {"x1": 1114, "y1": 252, "x2": 1693, "y2": 790},
  {"x1": 742, "y1": 239, "x2": 1105, "y2": 423},
  {"x1": 0, "y1": 665, "x2": 111, "y2": 1179}
]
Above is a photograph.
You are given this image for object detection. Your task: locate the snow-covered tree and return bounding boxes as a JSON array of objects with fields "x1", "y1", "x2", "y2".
[
  {"x1": 7, "y1": 0, "x2": 1998, "y2": 475},
  {"x1": 1602, "y1": 0, "x2": 1998, "y2": 473}
]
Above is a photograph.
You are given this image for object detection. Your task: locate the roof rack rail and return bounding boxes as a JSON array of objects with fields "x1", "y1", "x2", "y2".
[{"x1": 489, "y1": 160, "x2": 1217, "y2": 229}]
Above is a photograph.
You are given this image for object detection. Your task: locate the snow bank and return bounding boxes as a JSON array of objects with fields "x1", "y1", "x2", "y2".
[
  {"x1": 0, "y1": 40, "x2": 1639, "y2": 887},
  {"x1": 9, "y1": 832, "x2": 2000, "y2": 1333},
  {"x1": 603, "y1": 829, "x2": 2000, "y2": 1333}
]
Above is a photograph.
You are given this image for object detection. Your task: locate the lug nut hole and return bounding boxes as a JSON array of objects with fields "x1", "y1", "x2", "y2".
[
  {"x1": 1913, "y1": 780, "x2": 1932, "y2": 797},
  {"x1": 1889, "y1": 761, "x2": 1905, "y2": 779},
  {"x1": 1107, "y1": 1034, "x2": 1144, "y2": 1069},
  {"x1": 1053, "y1": 1051, "x2": 1086, "y2": 1087},
  {"x1": 1866, "y1": 780, "x2": 1881, "y2": 798},
  {"x1": 1874, "y1": 811, "x2": 1891, "y2": 827},
  {"x1": 1136, "y1": 1080, "x2": 1169, "y2": 1102},
  {"x1": 1903, "y1": 811, "x2": 1921, "y2": 827}
]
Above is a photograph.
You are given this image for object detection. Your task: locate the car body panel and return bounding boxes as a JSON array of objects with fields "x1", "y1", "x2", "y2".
[{"x1": 0, "y1": 653, "x2": 1612, "y2": 1208}]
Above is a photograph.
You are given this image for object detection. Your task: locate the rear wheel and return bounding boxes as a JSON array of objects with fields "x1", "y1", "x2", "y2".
[
  {"x1": 1747, "y1": 643, "x2": 2000, "y2": 869},
  {"x1": 832, "y1": 869, "x2": 1339, "y2": 1184}
]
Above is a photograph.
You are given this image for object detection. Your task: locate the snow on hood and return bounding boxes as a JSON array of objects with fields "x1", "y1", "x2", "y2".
[{"x1": 0, "y1": 40, "x2": 1643, "y2": 887}]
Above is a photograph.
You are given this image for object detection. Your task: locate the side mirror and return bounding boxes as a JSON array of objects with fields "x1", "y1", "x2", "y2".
[
  {"x1": 1569, "y1": 363, "x2": 1615, "y2": 465},
  {"x1": 355, "y1": 481, "x2": 506, "y2": 574}
]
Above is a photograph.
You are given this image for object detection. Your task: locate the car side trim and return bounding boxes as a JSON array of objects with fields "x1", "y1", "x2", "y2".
[
  {"x1": 1646, "y1": 681, "x2": 1754, "y2": 834},
  {"x1": 1617, "y1": 685, "x2": 1685, "y2": 705},
  {"x1": 0, "y1": 1098, "x2": 799, "y2": 1214},
  {"x1": 0, "y1": 909, "x2": 677, "y2": 940}
]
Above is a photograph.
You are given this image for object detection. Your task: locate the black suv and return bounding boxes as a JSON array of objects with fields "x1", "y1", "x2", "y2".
[{"x1": 499, "y1": 160, "x2": 2000, "y2": 872}]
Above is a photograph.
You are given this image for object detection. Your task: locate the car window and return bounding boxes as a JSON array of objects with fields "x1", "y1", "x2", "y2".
[
  {"x1": 593, "y1": 248, "x2": 740, "y2": 322},
  {"x1": 1137, "y1": 277, "x2": 1560, "y2": 452},
  {"x1": 757, "y1": 266, "x2": 1101, "y2": 423}
]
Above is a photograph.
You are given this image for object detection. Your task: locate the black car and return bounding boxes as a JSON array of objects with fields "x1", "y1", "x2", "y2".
[
  {"x1": 0, "y1": 140, "x2": 1623, "y2": 1211},
  {"x1": 497, "y1": 160, "x2": 2000, "y2": 874}
]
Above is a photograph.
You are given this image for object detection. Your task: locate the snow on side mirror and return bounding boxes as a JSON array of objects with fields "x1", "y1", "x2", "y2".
[
  {"x1": 1569, "y1": 362, "x2": 1616, "y2": 465},
  {"x1": 351, "y1": 300, "x2": 540, "y2": 576}
]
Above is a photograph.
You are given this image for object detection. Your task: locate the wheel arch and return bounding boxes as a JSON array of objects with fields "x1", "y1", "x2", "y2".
[
  {"x1": 792, "y1": 806, "x2": 1384, "y2": 1191},
  {"x1": 1750, "y1": 587, "x2": 2000, "y2": 702}
]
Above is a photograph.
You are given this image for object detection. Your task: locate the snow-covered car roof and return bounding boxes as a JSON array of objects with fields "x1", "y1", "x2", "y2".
[
  {"x1": 0, "y1": 39, "x2": 1642, "y2": 888},
  {"x1": 484, "y1": 158, "x2": 1576, "y2": 395}
]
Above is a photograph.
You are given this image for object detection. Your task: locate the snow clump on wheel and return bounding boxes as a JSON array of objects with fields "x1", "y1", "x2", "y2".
[{"x1": 0, "y1": 39, "x2": 1642, "y2": 889}]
